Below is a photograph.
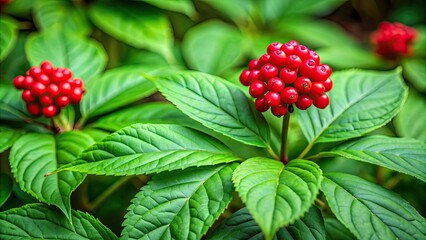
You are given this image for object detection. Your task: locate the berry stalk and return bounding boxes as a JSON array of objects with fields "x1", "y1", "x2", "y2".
[{"x1": 280, "y1": 109, "x2": 291, "y2": 164}]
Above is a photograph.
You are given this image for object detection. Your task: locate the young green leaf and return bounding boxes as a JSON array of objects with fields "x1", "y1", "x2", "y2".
[
  {"x1": 297, "y1": 69, "x2": 407, "y2": 144},
  {"x1": 9, "y1": 132, "x2": 94, "y2": 220},
  {"x1": 0, "y1": 203, "x2": 117, "y2": 239},
  {"x1": 403, "y1": 58, "x2": 426, "y2": 92},
  {"x1": 0, "y1": 129, "x2": 24, "y2": 153},
  {"x1": 89, "y1": 1, "x2": 174, "y2": 63},
  {"x1": 209, "y1": 206, "x2": 325, "y2": 240},
  {"x1": 314, "y1": 135, "x2": 426, "y2": 182},
  {"x1": 55, "y1": 124, "x2": 240, "y2": 176},
  {"x1": 121, "y1": 163, "x2": 237, "y2": 240},
  {"x1": 394, "y1": 90, "x2": 426, "y2": 142},
  {"x1": 0, "y1": 84, "x2": 27, "y2": 121},
  {"x1": 322, "y1": 172, "x2": 426, "y2": 240},
  {"x1": 233, "y1": 158, "x2": 322, "y2": 240},
  {"x1": 155, "y1": 71, "x2": 270, "y2": 147},
  {"x1": 144, "y1": 0, "x2": 198, "y2": 20},
  {"x1": 25, "y1": 30, "x2": 107, "y2": 81},
  {"x1": 182, "y1": 20, "x2": 244, "y2": 74},
  {"x1": 0, "y1": 174, "x2": 13, "y2": 207},
  {"x1": 33, "y1": 0, "x2": 91, "y2": 35},
  {"x1": 0, "y1": 16, "x2": 18, "y2": 61}
]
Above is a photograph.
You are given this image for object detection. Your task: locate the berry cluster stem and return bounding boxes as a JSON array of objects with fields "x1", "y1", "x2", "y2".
[{"x1": 280, "y1": 111, "x2": 291, "y2": 164}]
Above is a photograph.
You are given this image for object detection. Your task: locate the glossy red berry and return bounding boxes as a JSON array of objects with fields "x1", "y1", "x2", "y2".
[
  {"x1": 51, "y1": 71, "x2": 65, "y2": 83},
  {"x1": 21, "y1": 90, "x2": 35, "y2": 103},
  {"x1": 59, "y1": 82, "x2": 72, "y2": 96},
  {"x1": 258, "y1": 54, "x2": 270, "y2": 66},
  {"x1": 308, "y1": 50, "x2": 320, "y2": 64},
  {"x1": 299, "y1": 59, "x2": 317, "y2": 78},
  {"x1": 323, "y1": 78, "x2": 333, "y2": 92},
  {"x1": 239, "y1": 70, "x2": 251, "y2": 86},
  {"x1": 267, "y1": 77, "x2": 284, "y2": 92},
  {"x1": 310, "y1": 82, "x2": 325, "y2": 97},
  {"x1": 294, "y1": 77, "x2": 312, "y2": 94},
  {"x1": 36, "y1": 74, "x2": 50, "y2": 85},
  {"x1": 31, "y1": 82, "x2": 46, "y2": 96},
  {"x1": 13, "y1": 75, "x2": 25, "y2": 89},
  {"x1": 313, "y1": 94, "x2": 330, "y2": 109},
  {"x1": 40, "y1": 95, "x2": 53, "y2": 106},
  {"x1": 271, "y1": 104, "x2": 287, "y2": 117},
  {"x1": 267, "y1": 42, "x2": 282, "y2": 54},
  {"x1": 72, "y1": 78, "x2": 84, "y2": 88},
  {"x1": 295, "y1": 95, "x2": 313, "y2": 110},
  {"x1": 47, "y1": 84, "x2": 60, "y2": 97},
  {"x1": 69, "y1": 87, "x2": 83, "y2": 104},
  {"x1": 294, "y1": 45, "x2": 309, "y2": 60},
  {"x1": 29, "y1": 67, "x2": 42, "y2": 78},
  {"x1": 280, "y1": 42, "x2": 295, "y2": 55},
  {"x1": 248, "y1": 70, "x2": 261, "y2": 84},
  {"x1": 281, "y1": 87, "x2": 298, "y2": 104},
  {"x1": 249, "y1": 81, "x2": 266, "y2": 98},
  {"x1": 260, "y1": 63, "x2": 278, "y2": 80},
  {"x1": 269, "y1": 50, "x2": 286, "y2": 68},
  {"x1": 23, "y1": 76, "x2": 35, "y2": 89},
  {"x1": 264, "y1": 91, "x2": 281, "y2": 107},
  {"x1": 248, "y1": 59, "x2": 259, "y2": 70},
  {"x1": 42, "y1": 105, "x2": 57, "y2": 118},
  {"x1": 255, "y1": 97, "x2": 269, "y2": 112},
  {"x1": 279, "y1": 68, "x2": 297, "y2": 84},
  {"x1": 311, "y1": 64, "x2": 332, "y2": 82},
  {"x1": 26, "y1": 103, "x2": 41, "y2": 117},
  {"x1": 285, "y1": 55, "x2": 302, "y2": 70},
  {"x1": 56, "y1": 96, "x2": 70, "y2": 108},
  {"x1": 62, "y1": 68, "x2": 72, "y2": 80},
  {"x1": 288, "y1": 40, "x2": 299, "y2": 47},
  {"x1": 41, "y1": 61, "x2": 54, "y2": 75}
]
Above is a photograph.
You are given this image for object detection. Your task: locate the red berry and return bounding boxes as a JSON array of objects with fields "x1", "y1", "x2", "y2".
[
  {"x1": 36, "y1": 74, "x2": 50, "y2": 85},
  {"x1": 295, "y1": 95, "x2": 313, "y2": 110},
  {"x1": 267, "y1": 42, "x2": 282, "y2": 54},
  {"x1": 323, "y1": 78, "x2": 333, "y2": 92},
  {"x1": 62, "y1": 68, "x2": 72, "y2": 80},
  {"x1": 279, "y1": 68, "x2": 297, "y2": 84},
  {"x1": 294, "y1": 45, "x2": 309, "y2": 60},
  {"x1": 299, "y1": 59, "x2": 317, "y2": 78},
  {"x1": 310, "y1": 82, "x2": 325, "y2": 97},
  {"x1": 311, "y1": 64, "x2": 332, "y2": 82},
  {"x1": 264, "y1": 91, "x2": 281, "y2": 107},
  {"x1": 239, "y1": 69, "x2": 251, "y2": 86},
  {"x1": 72, "y1": 78, "x2": 84, "y2": 89},
  {"x1": 249, "y1": 81, "x2": 266, "y2": 98},
  {"x1": 280, "y1": 42, "x2": 295, "y2": 55},
  {"x1": 248, "y1": 59, "x2": 259, "y2": 70},
  {"x1": 69, "y1": 87, "x2": 83, "y2": 104},
  {"x1": 271, "y1": 104, "x2": 287, "y2": 117},
  {"x1": 313, "y1": 94, "x2": 330, "y2": 109},
  {"x1": 13, "y1": 75, "x2": 25, "y2": 89},
  {"x1": 267, "y1": 77, "x2": 284, "y2": 92},
  {"x1": 308, "y1": 50, "x2": 320, "y2": 64},
  {"x1": 59, "y1": 82, "x2": 72, "y2": 96},
  {"x1": 255, "y1": 97, "x2": 269, "y2": 112},
  {"x1": 47, "y1": 84, "x2": 60, "y2": 97},
  {"x1": 40, "y1": 95, "x2": 53, "y2": 106},
  {"x1": 294, "y1": 77, "x2": 312, "y2": 94},
  {"x1": 258, "y1": 54, "x2": 270, "y2": 66},
  {"x1": 288, "y1": 40, "x2": 299, "y2": 47},
  {"x1": 269, "y1": 50, "x2": 286, "y2": 68},
  {"x1": 29, "y1": 67, "x2": 42, "y2": 78},
  {"x1": 42, "y1": 105, "x2": 57, "y2": 118},
  {"x1": 285, "y1": 55, "x2": 302, "y2": 69},
  {"x1": 21, "y1": 90, "x2": 35, "y2": 103},
  {"x1": 26, "y1": 103, "x2": 41, "y2": 117},
  {"x1": 31, "y1": 82, "x2": 46, "y2": 96},
  {"x1": 248, "y1": 70, "x2": 261, "y2": 84},
  {"x1": 281, "y1": 87, "x2": 298, "y2": 105},
  {"x1": 51, "y1": 71, "x2": 65, "y2": 83},
  {"x1": 23, "y1": 76, "x2": 35, "y2": 89},
  {"x1": 56, "y1": 96, "x2": 69, "y2": 108},
  {"x1": 40, "y1": 61, "x2": 54, "y2": 75},
  {"x1": 260, "y1": 63, "x2": 278, "y2": 80}
]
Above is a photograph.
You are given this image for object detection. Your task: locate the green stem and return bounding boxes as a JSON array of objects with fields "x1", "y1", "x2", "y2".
[
  {"x1": 88, "y1": 176, "x2": 133, "y2": 212},
  {"x1": 280, "y1": 112, "x2": 291, "y2": 164},
  {"x1": 297, "y1": 142, "x2": 314, "y2": 159}
]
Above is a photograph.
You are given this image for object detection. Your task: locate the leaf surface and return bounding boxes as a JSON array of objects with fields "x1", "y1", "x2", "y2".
[
  {"x1": 121, "y1": 164, "x2": 237, "y2": 240},
  {"x1": 0, "y1": 174, "x2": 13, "y2": 207},
  {"x1": 155, "y1": 71, "x2": 270, "y2": 147},
  {"x1": 322, "y1": 172, "x2": 426, "y2": 240},
  {"x1": 403, "y1": 58, "x2": 426, "y2": 92},
  {"x1": 0, "y1": 129, "x2": 24, "y2": 153},
  {"x1": 0, "y1": 16, "x2": 18, "y2": 61},
  {"x1": 233, "y1": 158, "x2": 322, "y2": 240},
  {"x1": 394, "y1": 90, "x2": 426, "y2": 142}
]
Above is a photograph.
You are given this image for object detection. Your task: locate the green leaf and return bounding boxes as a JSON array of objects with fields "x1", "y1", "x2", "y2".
[
  {"x1": 315, "y1": 46, "x2": 388, "y2": 69},
  {"x1": 209, "y1": 206, "x2": 325, "y2": 240},
  {"x1": 394, "y1": 89, "x2": 426, "y2": 142},
  {"x1": 324, "y1": 218, "x2": 356, "y2": 240},
  {"x1": 89, "y1": 1, "x2": 174, "y2": 63},
  {"x1": 0, "y1": 174, "x2": 13, "y2": 207},
  {"x1": 121, "y1": 163, "x2": 237, "y2": 240},
  {"x1": 80, "y1": 66, "x2": 161, "y2": 119},
  {"x1": 25, "y1": 30, "x2": 107, "y2": 81},
  {"x1": 204, "y1": 0, "x2": 251, "y2": 24},
  {"x1": 91, "y1": 102, "x2": 192, "y2": 131},
  {"x1": 0, "y1": 203, "x2": 117, "y2": 239},
  {"x1": 322, "y1": 172, "x2": 426, "y2": 240},
  {"x1": 155, "y1": 71, "x2": 270, "y2": 147},
  {"x1": 0, "y1": 32, "x2": 31, "y2": 82},
  {"x1": 143, "y1": 0, "x2": 198, "y2": 20},
  {"x1": 0, "y1": 129, "x2": 24, "y2": 153},
  {"x1": 56, "y1": 124, "x2": 240, "y2": 176},
  {"x1": 233, "y1": 158, "x2": 322, "y2": 240},
  {"x1": 315, "y1": 135, "x2": 426, "y2": 182},
  {"x1": 9, "y1": 132, "x2": 94, "y2": 220},
  {"x1": 33, "y1": 0, "x2": 91, "y2": 35},
  {"x1": 297, "y1": 69, "x2": 407, "y2": 144},
  {"x1": 0, "y1": 16, "x2": 18, "y2": 61},
  {"x1": 402, "y1": 58, "x2": 426, "y2": 92},
  {"x1": 182, "y1": 20, "x2": 244, "y2": 74},
  {"x1": 0, "y1": 84, "x2": 27, "y2": 121},
  {"x1": 282, "y1": 0, "x2": 348, "y2": 16}
]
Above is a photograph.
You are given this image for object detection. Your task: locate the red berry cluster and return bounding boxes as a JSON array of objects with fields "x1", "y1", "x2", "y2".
[
  {"x1": 13, "y1": 61, "x2": 85, "y2": 118},
  {"x1": 239, "y1": 40, "x2": 332, "y2": 117},
  {"x1": 371, "y1": 21, "x2": 418, "y2": 60}
]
